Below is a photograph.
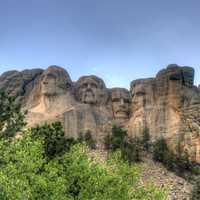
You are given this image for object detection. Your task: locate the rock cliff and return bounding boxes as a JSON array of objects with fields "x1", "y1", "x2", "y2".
[{"x1": 0, "y1": 64, "x2": 200, "y2": 163}]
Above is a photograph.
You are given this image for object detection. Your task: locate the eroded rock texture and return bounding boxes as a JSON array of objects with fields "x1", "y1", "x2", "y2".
[
  {"x1": 129, "y1": 64, "x2": 200, "y2": 163},
  {"x1": 63, "y1": 75, "x2": 112, "y2": 142},
  {"x1": 0, "y1": 69, "x2": 44, "y2": 103},
  {"x1": 111, "y1": 88, "x2": 131, "y2": 120},
  {"x1": 0, "y1": 64, "x2": 200, "y2": 163},
  {"x1": 26, "y1": 65, "x2": 76, "y2": 126}
]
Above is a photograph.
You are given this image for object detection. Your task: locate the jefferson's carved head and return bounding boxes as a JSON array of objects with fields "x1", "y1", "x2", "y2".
[
  {"x1": 111, "y1": 88, "x2": 130, "y2": 119},
  {"x1": 41, "y1": 65, "x2": 72, "y2": 96},
  {"x1": 75, "y1": 75, "x2": 108, "y2": 105}
]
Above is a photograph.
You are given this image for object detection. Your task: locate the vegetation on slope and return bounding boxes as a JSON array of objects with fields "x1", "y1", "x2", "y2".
[
  {"x1": 0, "y1": 90, "x2": 168, "y2": 199},
  {"x1": 0, "y1": 123, "x2": 167, "y2": 200}
]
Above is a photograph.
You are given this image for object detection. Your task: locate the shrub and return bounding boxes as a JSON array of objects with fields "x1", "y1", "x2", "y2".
[
  {"x1": 104, "y1": 125, "x2": 127, "y2": 151},
  {"x1": 0, "y1": 90, "x2": 26, "y2": 139},
  {"x1": 121, "y1": 137, "x2": 141, "y2": 164},
  {"x1": 153, "y1": 136, "x2": 195, "y2": 175},
  {"x1": 0, "y1": 129, "x2": 167, "y2": 200},
  {"x1": 192, "y1": 177, "x2": 200, "y2": 200},
  {"x1": 174, "y1": 152, "x2": 192, "y2": 173},
  {"x1": 141, "y1": 127, "x2": 150, "y2": 151},
  {"x1": 153, "y1": 136, "x2": 168, "y2": 163},
  {"x1": 103, "y1": 134, "x2": 111, "y2": 150},
  {"x1": 77, "y1": 130, "x2": 96, "y2": 149},
  {"x1": 104, "y1": 126, "x2": 141, "y2": 163},
  {"x1": 0, "y1": 118, "x2": 168, "y2": 200},
  {"x1": 31, "y1": 122, "x2": 76, "y2": 160}
]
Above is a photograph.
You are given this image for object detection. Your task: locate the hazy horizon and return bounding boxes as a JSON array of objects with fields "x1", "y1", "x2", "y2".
[{"x1": 1, "y1": 0, "x2": 200, "y2": 88}]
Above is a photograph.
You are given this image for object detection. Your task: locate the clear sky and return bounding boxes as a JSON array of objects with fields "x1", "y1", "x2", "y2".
[{"x1": 0, "y1": 0, "x2": 200, "y2": 88}]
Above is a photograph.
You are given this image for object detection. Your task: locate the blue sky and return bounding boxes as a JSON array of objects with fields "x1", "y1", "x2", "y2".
[{"x1": 0, "y1": 0, "x2": 200, "y2": 88}]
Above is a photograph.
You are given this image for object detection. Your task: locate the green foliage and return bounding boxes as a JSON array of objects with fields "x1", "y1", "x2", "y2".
[
  {"x1": 141, "y1": 127, "x2": 150, "y2": 151},
  {"x1": 153, "y1": 136, "x2": 168, "y2": 163},
  {"x1": 192, "y1": 177, "x2": 200, "y2": 200},
  {"x1": 121, "y1": 137, "x2": 141, "y2": 164},
  {"x1": 153, "y1": 136, "x2": 195, "y2": 175},
  {"x1": 31, "y1": 122, "x2": 76, "y2": 160},
  {"x1": 0, "y1": 90, "x2": 26, "y2": 139},
  {"x1": 107, "y1": 151, "x2": 168, "y2": 200},
  {"x1": 103, "y1": 125, "x2": 127, "y2": 151},
  {"x1": 104, "y1": 125, "x2": 141, "y2": 164},
  {"x1": 191, "y1": 166, "x2": 200, "y2": 175},
  {"x1": 77, "y1": 130, "x2": 96, "y2": 149},
  {"x1": 103, "y1": 134, "x2": 111, "y2": 150},
  {"x1": 0, "y1": 129, "x2": 167, "y2": 200}
]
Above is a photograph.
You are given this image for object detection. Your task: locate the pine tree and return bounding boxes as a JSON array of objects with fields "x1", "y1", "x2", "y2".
[
  {"x1": 0, "y1": 90, "x2": 26, "y2": 139},
  {"x1": 142, "y1": 127, "x2": 150, "y2": 151}
]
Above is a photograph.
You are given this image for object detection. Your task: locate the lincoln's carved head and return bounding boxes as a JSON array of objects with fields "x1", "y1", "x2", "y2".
[
  {"x1": 41, "y1": 65, "x2": 72, "y2": 96},
  {"x1": 130, "y1": 80, "x2": 146, "y2": 112},
  {"x1": 75, "y1": 75, "x2": 108, "y2": 105},
  {"x1": 111, "y1": 88, "x2": 130, "y2": 119},
  {"x1": 130, "y1": 79, "x2": 154, "y2": 113}
]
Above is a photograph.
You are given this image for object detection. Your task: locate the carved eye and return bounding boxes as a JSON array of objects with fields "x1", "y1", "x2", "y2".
[
  {"x1": 82, "y1": 83, "x2": 88, "y2": 88},
  {"x1": 136, "y1": 91, "x2": 145, "y2": 96},
  {"x1": 112, "y1": 98, "x2": 120, "y2": 102},
  {"x1": 91, "y1": 83, "x2": 97, "y2": 89},
  {"x1": 124, "y1": 99, "x2": 130, "y2": 103},
  {"x1": 46, "y1": 74, "x2": 56, "y2": 79}
]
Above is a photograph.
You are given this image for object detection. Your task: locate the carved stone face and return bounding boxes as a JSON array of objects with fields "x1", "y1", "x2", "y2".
[
  {"x1": 131, "y1": 82, "x2": 146, "y2": 112},
  {"x1": 75, "y1": 76, "x2": 107, "y2": 105},
  {"x1": 41, "y1": 66, "x2": 72, "y2": 96},
  {"x1": 111, "y1": 88, "x2": 130, "y2": 119}
]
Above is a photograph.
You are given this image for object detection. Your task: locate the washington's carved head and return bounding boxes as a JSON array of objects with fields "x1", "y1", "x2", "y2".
[
  {"x1": 75, "y1": 75, "x2": 108, "y2": 105},
  {"x1": 111, "y1": 88, "x2": 130, "y2": 119},
  {"x1": 41, "y1": 65, "x2": 72, "y2": 96}
]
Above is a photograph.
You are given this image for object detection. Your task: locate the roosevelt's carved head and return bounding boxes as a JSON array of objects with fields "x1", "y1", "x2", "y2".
[
  {"x1": 75, "y1": 75, "x2": 108, "y2": 105},
  {"x1": 41, "y1": 65, "x2": 72, "y2": 96},
  {"x1": 111, "y1": 88, "x2": 130, "y2": 119}
]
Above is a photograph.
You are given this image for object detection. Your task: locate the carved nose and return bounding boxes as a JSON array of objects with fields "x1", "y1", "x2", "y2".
[
  {"x1": 43, "y1": 81, "x2": 48, "y2": 85},
  {"x1": 120, "y1": 99, "x2": 125, "y2": 106},
  {"x1": 87, "y1": 84, "x2": 91, "y2": 89}
]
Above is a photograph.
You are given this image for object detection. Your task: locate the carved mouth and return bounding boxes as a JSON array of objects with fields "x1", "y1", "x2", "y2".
[
  {"x1": 115, "y1": 110, "x2": 128, "y2": 116},
  {"x1": 84, "y1": 90, "x2": 95, "y2": 102}
]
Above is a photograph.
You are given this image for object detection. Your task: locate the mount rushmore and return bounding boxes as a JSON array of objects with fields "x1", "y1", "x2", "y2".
[{"x1": 0, "y1": 64, "x2": 200, "y2": 163}]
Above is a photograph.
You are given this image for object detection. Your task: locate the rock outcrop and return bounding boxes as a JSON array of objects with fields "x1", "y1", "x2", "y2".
[
  {"x1": 0, "y1": 64, "x2": 200, "y2": 163},
  {"x1": 0, "y1": 69, "x2": 43, "y2": 103},
  {"x1": 129, "y1": 64, "x2": 200, "y2": 162}
]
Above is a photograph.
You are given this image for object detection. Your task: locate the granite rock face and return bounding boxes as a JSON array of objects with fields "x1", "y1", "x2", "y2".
[
  {"x1": 111, "y1": 88, "x2": 131, "y2": 121},
  {"x1": 1, "y1": 64, "x2": 200, "y2": 163},
  {"x1": 75, "y1": 75, "x2": 109, "y2": 105},
  {"x1": 128, "y1": 64, "x2": 200, "y2": 162},
  {"x1": 0, "y1": 69, "x2": 44, "y2": 103},
  {"x1": 25, "y1": 65, "x2": 76, "y2": 126},
  {"x1": 63, "y1": 75, "x2": 113, "y2": 142}
]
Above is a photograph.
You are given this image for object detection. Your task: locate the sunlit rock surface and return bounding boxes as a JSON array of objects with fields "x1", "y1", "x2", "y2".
[{"x1": 1, "y1": 64, "x2": 200, "y2": 163}]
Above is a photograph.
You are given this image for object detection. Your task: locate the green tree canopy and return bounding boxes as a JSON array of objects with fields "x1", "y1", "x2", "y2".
[{"x1": 0, "y1": 90, "x2": 26, "y2": 139}]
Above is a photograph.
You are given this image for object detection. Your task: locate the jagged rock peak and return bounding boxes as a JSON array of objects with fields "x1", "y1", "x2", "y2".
[
  {"x1": 156, "y1": 64, "x2": 194, "y2": 87},
  {"x1": 0, "y1": 68, "x2": 44, "y2": 97}
]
